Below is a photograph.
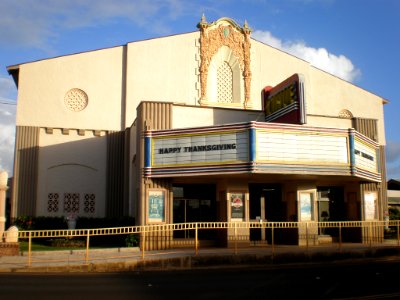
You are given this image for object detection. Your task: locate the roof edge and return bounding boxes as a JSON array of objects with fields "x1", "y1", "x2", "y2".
[{"x1": 6, "y1": 65, "x2": 19, "y2": 88}]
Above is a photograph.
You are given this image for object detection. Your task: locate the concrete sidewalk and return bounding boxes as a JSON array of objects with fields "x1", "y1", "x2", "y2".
[{"x1": 1, "y1": 243, "x2": 400, "y2": 273}]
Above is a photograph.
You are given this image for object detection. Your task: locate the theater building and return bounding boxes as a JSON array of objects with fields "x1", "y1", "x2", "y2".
[{"x1": 7, "y1": 17, "x2": 388, "y2": 246}]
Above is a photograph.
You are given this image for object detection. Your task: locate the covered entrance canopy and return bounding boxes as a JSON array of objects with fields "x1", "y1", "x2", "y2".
[{"x1": 144, "y1": 121, "x2": 381, "y2": 183}]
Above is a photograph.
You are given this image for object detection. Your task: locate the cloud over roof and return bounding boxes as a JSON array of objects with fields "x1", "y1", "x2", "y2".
[{"x1": 253, "y1": 30, "x2": 361, "y2": 82}]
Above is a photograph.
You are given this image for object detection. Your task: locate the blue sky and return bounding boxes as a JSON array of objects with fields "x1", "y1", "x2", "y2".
[{"x1": 0, "y1": 0, "x2": 399, "y2": 179}]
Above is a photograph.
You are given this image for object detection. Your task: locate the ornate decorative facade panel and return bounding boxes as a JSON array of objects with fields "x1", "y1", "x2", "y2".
[{"x1": 198, "y1": 16, "x2": 252, "y2": 108}]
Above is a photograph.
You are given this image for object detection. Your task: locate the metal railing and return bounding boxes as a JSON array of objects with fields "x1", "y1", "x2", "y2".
[{"x1": 10, "y1": 220, "x2": 400, "y2": 266}]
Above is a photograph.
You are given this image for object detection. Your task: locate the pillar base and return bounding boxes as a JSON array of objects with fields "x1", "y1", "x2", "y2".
[{"x1": 0, "y1": 242, "x2": 20, "y2": 256}]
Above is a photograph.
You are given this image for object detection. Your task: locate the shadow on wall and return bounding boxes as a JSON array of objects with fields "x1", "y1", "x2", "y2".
[{"x1": 13, "y1": 131, "x2": 127, "y2": 219}]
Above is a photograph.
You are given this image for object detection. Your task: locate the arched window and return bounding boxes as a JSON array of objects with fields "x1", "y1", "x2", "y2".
[{"x1": 207, "y1": 46, "x2": 243, "y2": 105}]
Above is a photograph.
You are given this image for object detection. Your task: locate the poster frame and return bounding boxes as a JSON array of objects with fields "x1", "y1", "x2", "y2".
[
  {"x1": 147, "y1": 189, "x2": 166, "y2": 224},
  {"x1": 230, "y1": 192, "x2": 245, "y2": 221},
  {"x1": 299, "y1": 191, "x2": 314, "y2": 222}
]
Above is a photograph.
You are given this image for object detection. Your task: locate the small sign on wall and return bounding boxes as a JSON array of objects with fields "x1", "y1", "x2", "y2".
[
  {"x1": 148, "y1": 189, "x2": 166, "y2": 223},
  {"x1": 230, "y1": 193, "x2": 245, "y2": 220}
]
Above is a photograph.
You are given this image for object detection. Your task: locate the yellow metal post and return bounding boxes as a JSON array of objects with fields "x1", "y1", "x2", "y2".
[
  {"x1": 369, "y1": 221, "x2": 372, "y2": 248},
  {"x1": 306, "y1": 222, "x2": 309, "y2": 252},
  {"x1": 271, "y1": 222, "x2": 275, "y2": 257},
  {"x1": 195, "y1": 223, "x2": 198, "y2": 256},
  {"x1": 28, "y1": 231, "x2": 32, "y2": 267},
  {"x1": 338, "y1": 222, "x2": 342, "y2": 252},
  {"x1": 234, "y1": 222, "x2": 237, "y2": 255},
  {"x1": 141, "y1": 229, "x2": 146, "y2": 260},
  {"x1": 85, "y1": 230, "x2": 90, "y2": 264}
]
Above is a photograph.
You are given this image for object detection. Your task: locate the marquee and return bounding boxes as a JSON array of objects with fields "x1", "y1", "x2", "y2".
[{"x1": 144, "y1": 122, "x2": 380, "y2": 181}]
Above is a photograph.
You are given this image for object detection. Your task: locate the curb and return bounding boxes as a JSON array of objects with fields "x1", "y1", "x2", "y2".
[
  {"x1": 18, "y1": 247, "x2": 141, "y2": 257},
  {"x1": 2, "y1": 246, "x2": 400, "y2": 273}
]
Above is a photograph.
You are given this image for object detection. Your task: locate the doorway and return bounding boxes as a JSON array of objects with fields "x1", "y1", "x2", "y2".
[
  {"x1": 249, "y1": 184, "x2": 289, "y2": 244},
  {"x1": 317, "y1": 187, "x2": 345, "y2": 237},
  {"x1": 249, "y1": 184, "x2": 283, "y2": 222},
  {"x1": 317, "y1": 187, "x2": 345, "y2": 222},
  {"x1": 172, "y1": 184, "x2": 216, "y2": 239}
]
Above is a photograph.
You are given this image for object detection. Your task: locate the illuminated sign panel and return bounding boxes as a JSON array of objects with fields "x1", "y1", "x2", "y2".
[
  {"x1": 264, "y1": 73, "x2": 306, "y2": 124},
  {"x1": 354, "y1": 138, "x2": 378, "y2": 173},
  {"x1": 257, "y1": 130, "x2": 348, "y2": 165},
  {"x1": 152, "y1": 130, "x2": 249, "y2": 167},
  {"x1": 265, "y1": 83, "x2": 296, "y2": 114}
]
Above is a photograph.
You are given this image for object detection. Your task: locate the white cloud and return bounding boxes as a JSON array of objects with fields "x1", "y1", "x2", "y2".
[
  {"x1": 387, "y1": 141, "x2": 400, "y2": 163},
  {"x1": 386, "y1": 141, "x2": 400, "y2": 179},
  {"x1": 0, "y1": 75, "x2": 17, "y2": 175},
  {"x1": 252, "y1": 30, "x2": 361, "y2": 82},
  {"x1": 0, "y1": 104, "x2": 16, "y2": 175},
  {"x1": 0, "y1": 0, "x2": 189, "y2": 49},
  {"x1": 0, "y1": 76, "x2": 17, "y2": 100}
]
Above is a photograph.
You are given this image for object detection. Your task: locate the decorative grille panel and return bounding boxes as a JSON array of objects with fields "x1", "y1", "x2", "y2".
[
  {"x1": 64, "y1": 193, "x2": 80, "y2": 213},
  {"x1": 217, "y1": 62, "x2": 233, "y2": 103},
  {"x1": 84, "y1": 193, "x2": 96, "y2": 214},
  {"x1": 47, "y1": 193, "x2": 59, "y2": 212},
  {"x1": 64, "y1": 88, "x2": 88, "y2": 112}
]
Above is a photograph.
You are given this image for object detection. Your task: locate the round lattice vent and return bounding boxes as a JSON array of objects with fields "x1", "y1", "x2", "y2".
[{"x1": 64, "y1": 88, "x2": 88, "y2": 112}]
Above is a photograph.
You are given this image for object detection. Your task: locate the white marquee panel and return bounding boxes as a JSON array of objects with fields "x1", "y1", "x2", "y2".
[
  {"x1": 152, "y1": 131, "x2": 249, "y2": 166},
  {"x1": 354, "y1": 140, "x2": 377, "y2": 172},
  {"x1": 257, "y1": 131, "x2": 348, "y2": 164}
]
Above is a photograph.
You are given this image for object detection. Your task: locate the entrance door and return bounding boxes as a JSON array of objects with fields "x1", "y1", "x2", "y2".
[
  {"x1": 249, "y1": 184, "x2": 286, "y2": 243},
  {"x1": 317, "y1": 187, "x2": 345, "y2": 222},
  {"x1": 317, "y1": 187, "x2": 345, "y2": 237},
  {"x1": 249, "y1": 184, "x2": 283, "y2": 222},
  {"x1": 172, "y1": 184, "x2": 216, "y2": 239}
]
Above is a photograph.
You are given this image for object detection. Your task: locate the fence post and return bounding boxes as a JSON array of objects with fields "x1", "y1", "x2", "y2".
[
  {"x1": 195, "y1": 223, "x2": 198, "y2": 256},
  {"x1": 28, "y1": 231, "x2": 32, "y2": 267},
  {"x1": 234, "y1": 222, "x2": 237, "y2": 255},
  {"x1": 397, "y1": 220, "x2": 400, "y2": 247},
  {"x1": 338, "y1": 222, "x2": 342, "y2": 252},
  {"x1": 141, "y1": 227, "x2": 146, "y2": 260},
  {"x1": 271, "y1": 222, "x2": 275, "y2": 258},
  {"x1": 369, "y1": 221, "x2": 372, "y2": 248},
  {"x1": 306, "y1": 222, "x2": 309, "y2": 252},
  {"x1": 85, "y1": 230, "x2": 90, "y2": 265}
]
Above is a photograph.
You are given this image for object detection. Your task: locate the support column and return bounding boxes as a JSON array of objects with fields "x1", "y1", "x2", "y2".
[{"x1": 0, "y1": 171, "x2": 8, "y2": 241}]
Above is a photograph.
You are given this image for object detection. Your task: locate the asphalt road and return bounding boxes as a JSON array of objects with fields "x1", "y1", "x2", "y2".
[{"x1": 1, "y1": 259, "x2": 400, "y2": 300}]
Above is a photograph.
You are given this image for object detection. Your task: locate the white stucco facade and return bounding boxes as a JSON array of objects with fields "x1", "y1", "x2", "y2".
[
  {"x1": 13, "y1": 31, "x2": 386, "y2": 141},
  {"x1": 8, "y1": 16, "x2": 387, "y2": 233}
]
